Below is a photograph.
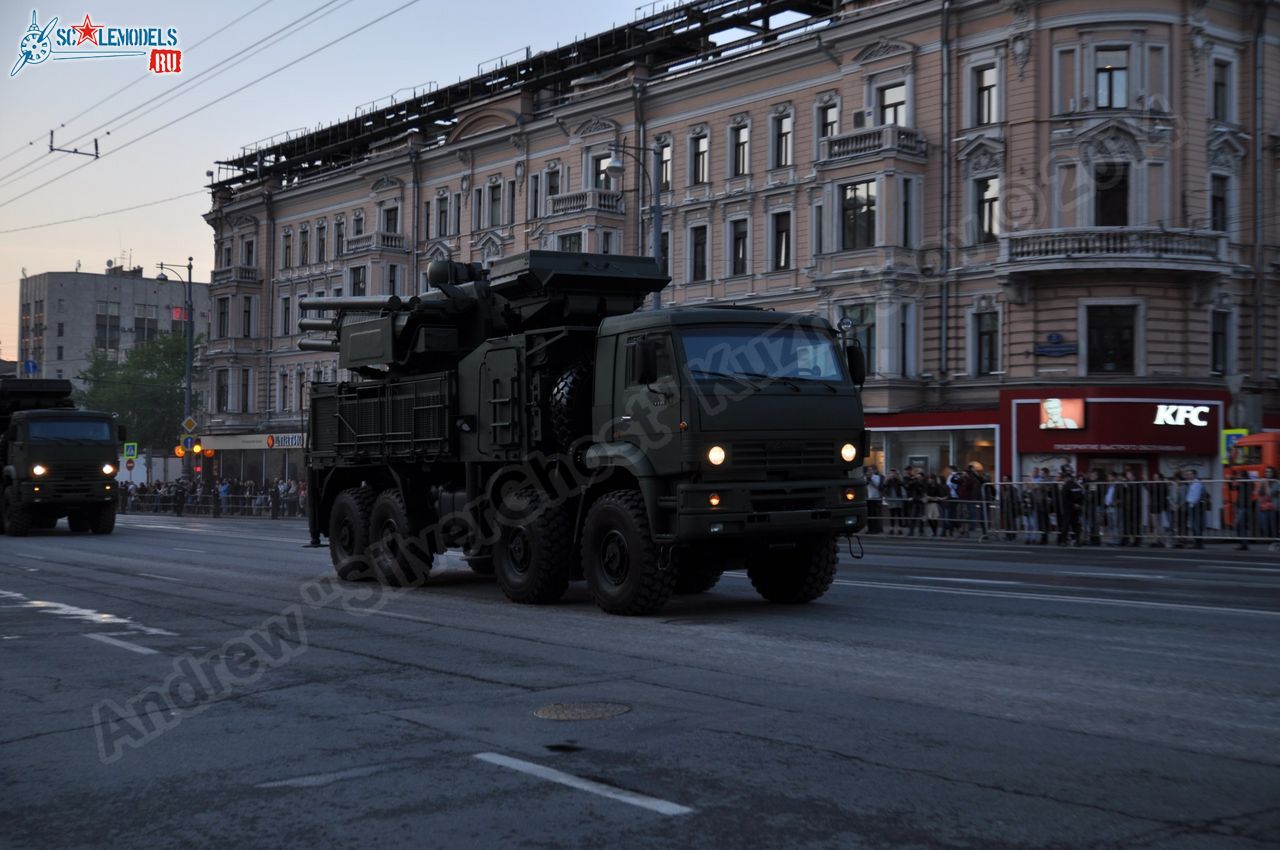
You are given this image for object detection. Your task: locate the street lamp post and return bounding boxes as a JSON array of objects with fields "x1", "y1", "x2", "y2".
[
  {"x1": 156, "y1": 257, "x2": 194, "y2": 477},
  {"x1": 606, "y1": 140, "x2": 664, "y2": 308}
]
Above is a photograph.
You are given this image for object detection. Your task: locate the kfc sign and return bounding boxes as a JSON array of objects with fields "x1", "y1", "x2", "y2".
[{"x1": 1153, "y1": 404, "x2": 1210, "y2": 427}]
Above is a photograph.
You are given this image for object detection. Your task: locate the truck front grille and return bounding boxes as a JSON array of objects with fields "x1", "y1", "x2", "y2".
[{"x1": 731, "y1": 440, "x2": 835, "y2": 476}]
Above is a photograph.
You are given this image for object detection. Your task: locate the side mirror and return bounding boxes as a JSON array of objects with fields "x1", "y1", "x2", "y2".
[
  {"x1": 117, "y1": 425, "x2": 127, "y2": 443},
  {"x1": 846, "y1": 342, "x2": 867, "y2": 386},
  {"x1": 628, "y1": 338, "x2": 660, "y2": 386}
]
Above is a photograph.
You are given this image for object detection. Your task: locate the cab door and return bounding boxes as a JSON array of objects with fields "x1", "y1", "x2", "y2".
[{"x1": 613, "y1": 332, "x2": 682, "y2": 476}]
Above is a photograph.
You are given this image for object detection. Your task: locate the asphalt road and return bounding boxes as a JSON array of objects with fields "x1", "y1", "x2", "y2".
[{"x1": 2, "y1": 516, "x2": 1278, "y2": 849}]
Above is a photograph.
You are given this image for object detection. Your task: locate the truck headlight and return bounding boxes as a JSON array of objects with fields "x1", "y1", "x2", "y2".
[
  {"x1": 707, "y1": 445, "x2": 726, "y2": 466},
  {"x1": 102, "y1": 463, "x2": 116, "y2": 476},
  {"x1": 840, "y1": 443, "x2": 857, "y2": 463},
  {"x1": 32, "y1": 464, "x2": 48, "y2": 477}
]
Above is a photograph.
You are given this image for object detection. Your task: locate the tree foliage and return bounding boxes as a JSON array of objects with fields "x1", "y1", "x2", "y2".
[{"x1": 75, "y1": 333, "x2": 200, "y2": 451}]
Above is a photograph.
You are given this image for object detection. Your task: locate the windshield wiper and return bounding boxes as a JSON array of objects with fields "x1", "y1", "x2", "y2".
[
  {"x1": 687, "y1": 368, "x2": 762, "y2": 389},
  {"x1": 731, "y1": 370, "x2": 802, "y2": 392}
]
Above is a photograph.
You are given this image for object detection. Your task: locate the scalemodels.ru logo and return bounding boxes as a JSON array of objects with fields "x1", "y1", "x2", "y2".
[{"x1": 10, "y1": 9, "x2": 182, "y2": 77}]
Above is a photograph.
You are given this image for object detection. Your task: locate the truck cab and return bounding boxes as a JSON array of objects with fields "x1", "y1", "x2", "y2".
[{"x1": 1, "y1": 379, "x2": 121, "y2": 536}]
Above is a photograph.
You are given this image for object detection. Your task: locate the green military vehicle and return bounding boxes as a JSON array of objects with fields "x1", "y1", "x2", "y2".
[
  {"x1": 300, "y1": 251, "x2": 866, "y2": 615},
  {"x1": 1, "y1": 378, "x2": 122, "y2": 536}
]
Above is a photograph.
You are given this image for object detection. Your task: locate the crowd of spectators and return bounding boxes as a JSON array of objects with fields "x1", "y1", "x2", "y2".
[{"x1": 116, "y1": 478, "x2": 306, "y2": 519}]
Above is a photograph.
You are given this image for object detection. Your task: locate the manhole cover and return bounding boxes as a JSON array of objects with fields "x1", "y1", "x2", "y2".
[{"x1": 534, "y1": 702, "x2": 631, "y2": 721}]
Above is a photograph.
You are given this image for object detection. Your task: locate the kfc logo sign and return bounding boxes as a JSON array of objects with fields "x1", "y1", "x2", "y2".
[{"x1": 1153, "y1": 404, "x2": 1210, "y2": 427}]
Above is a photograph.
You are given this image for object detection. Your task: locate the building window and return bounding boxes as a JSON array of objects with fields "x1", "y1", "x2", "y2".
[
  {"x1": 845, "y1": 304, "x2": 876, "y2": 375},
  {"x1": 242, "y1": 297, "x2": 253, "y2": 338},
  {"x1": 350, "y1": 266, "x2": 367, "y2": 296},
  {"x1": 545, "y1": 169, "x2": 560, "y2": 198},
  {"x1": 506, "y1": 180, "x2": 516, "y2": 225},
  {"x1": 975, "y1": 311, "x2": 999, "y2": 376},
  {"x1": 658, "y1": 142, "x2": 671, "y2": 191},
  {"x1": 94, "y1": 300, "x2": 120, "y2": 350},
  {"x1": 387, "y1": 264, "x2": 399, "y2": 297},
  {"x1": 1211, "y1": 310, "x2": 1230, "y2": 374},
  {"x1": 282, "y1": 233, "x2": 292, "y2": 269},
  {"x1": 243, "y1": 238, "x2": 255, "y2": 266},
  {"x1": 352, "y1": 211, "x2": 364, "y2": 236},
  {"x1": 841, "y1": 180, "x2": 877, "y2": 250},
  {"x1": 691, "y1": 135, "x2": 709, "y2": 185},
  {"x1": 1094, "y1": 164, "x2": 1129, "y2": 226},
  {"x1": 772, "y1": 114, "x2": 793, "y2": 168},
  {"x1": 334, "y1": 220, "x2": 345, "y2": 256},
  {"x1": 974, "y1": 65, "x2": 997, "y2": 125},
  {"x1": 240, "y1": 368, "x2": 251, "y2": 413},
  {"x1": 435, "y1": 196, "x2": 450, "y2": 236},
  {"x1": 813, "y1": 204, "x2": 824, "y2": 255},
  {"x1": 1095, "y1": 48, "x2": 1128, "y2": 109},
  {"x1": 278, "y1": 373, "x2": 289, "y2": 413},
  {"x1": 1210, "y1": 175, "x2": 1229, "y2": 232},
  {"x1": 593, "y1": 155, "x2": 613, "y2": 190},
  {"x1": 730, "y1": 125, "x2": 750, "y2": 177},
  {"x1": 527, "y1": 176, "x2": 540, "y2": 221},
  {"x1": 216, "y1": 297, "x2": 230, "y2": 339},
  {"x1": 901, "y1": 178, "x2": 914, "y2": 248},
  {"x1": 818, "y1": 103, "x2": 837, "y2": 141},
  {"x1": 558, "y1": 232, "x2": 582, "y2": 253},
  {"x1": 56, "y1": 322, "x2": 64, "y2": 337},
  {"x1": 771, "y1": 211, "x2": 791, "y2": 271},
  {"x1": 221, "y1": 244, "x2": 232, "y2": 268},
  {"x1": 279, "y1": 296, "x2": 291, "y2": 336},
  {"x1": 600, "y1": 231, "x2": 615, "y2": 254},
  {"x1": 382, "y1": 206, "x2": 399, "y2": 233},
  {"x1": 730, "y1": 219, "x2": 749, "y2": 275},
  {"x1": 659, "y1": 231, "x2": 670, "y2": 275},
  {"x1": 215, "y1": 370, "x2": 229, "y2": 414},
  {"x1": 877, "y1": 83, "x2": 906, "y2": 125},
  {"x1": 976, "y1": 177, "x2": 1000, "y2": 243},
  {"x1": 1212, "y1": 59, "x2": 1231, "y2": 122},
  {"x1": 316, "y1": 227, "x2": 325, "y2": 263},
  {"x1": 690, "y1": 225, "x2": 708, "y2": 281},
  {"x1": 486, "y1": 184, "x2": 502, "y2": 228},
  {"x1": 56, "y1": 345, "x2": 63, "y2": 360},
  {"x1": 1086, "y1": 305, "x2": 1136, "y2": 374}
]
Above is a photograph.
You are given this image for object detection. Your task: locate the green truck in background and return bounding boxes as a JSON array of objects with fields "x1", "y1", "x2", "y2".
[
  {"x1": 1, "y1": 378, "x2": 122, "y2": 536},
  {"x1": 300, "y1": 251, "x2": 867, "y2": 615}
]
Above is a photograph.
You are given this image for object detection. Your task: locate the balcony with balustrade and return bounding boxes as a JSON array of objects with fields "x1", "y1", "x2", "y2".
[
  {"x1": 544, "y1": 189, "x2": 625, "y2": 218},
  {"x1": 343, "y1": 230, "x2": 408, "y2": 255},
  {"x1": 997, "y1": 227, "x2": 1230, "y2": 275},
  {"x1": 818, "y1": 125, "x2": 927, "y2": 166}
]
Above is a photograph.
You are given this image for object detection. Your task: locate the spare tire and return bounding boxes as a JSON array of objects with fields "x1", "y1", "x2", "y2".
[{"x1": 548, "y1": 360, "x2": 593, "y2": 452}]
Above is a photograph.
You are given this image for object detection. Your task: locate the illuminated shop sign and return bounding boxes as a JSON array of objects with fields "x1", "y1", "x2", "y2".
[{"x1": 1152, "y1": 405, "x2": 1210, "y2": 427}]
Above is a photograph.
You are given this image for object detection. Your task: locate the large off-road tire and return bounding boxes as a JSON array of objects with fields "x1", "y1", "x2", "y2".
[
  {"x1": 746, "y1": 537, "x2": 838, "y2": 604},
  {"x1": 581, "y1": 489, "x2": 674, "y2": 615},
  {"x1": 3, "y1": 490, "x2": 32, "y2": 537},
  {"x1": 465, "y1": 554, "x2": 495, "y2": 576},
  {"x1": 494, "y1": 488, "x2": 573, "y2": 604},
  {"x1": 367, "y1": 489, "x2": 432, "y2": 587},
  {"x1": 329, "y1": 487, "x2": 375, "y2": 581},
  {"x1": 89, "y1": 504, "x2": 116, "y2": 535},
  {"x1": 548, "y1": 360, "x2": 593, "y2": 452},
  {"x1": 68, "y1": 512, "x2": 91, "y2": 533},
  {"x1": 675, "y1": 564, "x2": 723, "y2": 594}
]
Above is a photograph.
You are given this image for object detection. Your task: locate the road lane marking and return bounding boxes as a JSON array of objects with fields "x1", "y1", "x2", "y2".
[
  {"x1": 905, "y1": 576, "x2": 1022, "y2": 585},
  {"x1": 1117, "y1": 555, "x2": 1280, "y2": 568},
  {"x1": 256, "y1": 763, "x2": 406, "y2": 788},
  {"x1": 171, "y1": 547, "x2": 207, "y2": 554},
  {"x1": 1064, "y1": 572, "x2": 1169, "y2": 580},
  {"x1": 0, "y1": 589, "x2": 177, "y2": 635},
  {"x1": 14, "y1": 553, "x2": 46, "y2": 560},
  {"x1": 474, "y1": 752, "x2": 694, "y2": 816},
  {"x1": 84, "y1": 633, "x2": 159, "y2": 655},
  {"x1": 137, "y1": 573, "x2": 185, "y2": 583}
]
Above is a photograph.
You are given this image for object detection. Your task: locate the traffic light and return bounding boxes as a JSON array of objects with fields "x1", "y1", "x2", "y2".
[
  {"x1": 194, "y1": 465, "x2": 202, "y2": 474},
  {"x1": 174, "y1": 445, "x2": 186, "y2": 458},
  {"x1": 191, "y1": 440, "x2": 203, "y2": 454},
  {"x1": 203, "y1": 448, "x2": 215, "y2": 458}
]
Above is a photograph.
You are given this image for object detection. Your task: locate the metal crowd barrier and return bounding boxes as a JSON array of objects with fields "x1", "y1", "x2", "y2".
[
  {"x1": 116, "y1": 492, "x2": 305, "y2": 519},
  {"x1": 864, "y1": 478, "x2": 1280, "y2": 550}
]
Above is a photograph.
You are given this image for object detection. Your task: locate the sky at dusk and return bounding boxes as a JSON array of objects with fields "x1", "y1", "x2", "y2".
[{"x1": 0, "y1": 0, "x2": 646, "y2": 362}]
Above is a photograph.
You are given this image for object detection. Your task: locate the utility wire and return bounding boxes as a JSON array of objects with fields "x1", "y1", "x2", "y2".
[
  {"x1": 0, "y1": 0, "x2": 279, "y2": 167},
  {"x1": 0, "y1": 0, "x2": 424, "y2": 211},
  {"x1": 0, "y1": 190, "x2": 206, "y2": 234}
]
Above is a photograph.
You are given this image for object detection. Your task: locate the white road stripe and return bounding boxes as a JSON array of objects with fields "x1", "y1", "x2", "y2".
[
  {"x1": 1064, "y1": 572, "x2": 1168, "y2": 580},
  {"x1": 256, "y1": 763, "x2": 404, "y2": 788},
  {"x1": 84, "y1": 633, "x2": 159, "y2": 655},
  {"x1": 905, "y1": 576, "x2": 1022, "y2": 585},
  {"x1": 474, "y1": 752, "x2": 694, "y2": 816},
  {"x1": 137, "y1": 572, "x2": 185, "y2": 583},
  {"x1": 171, "y1": 547, "x2": 206, "y2": 554},
  {"x1": 14, "y1": 553, "x2": 46, "y2": 560}
]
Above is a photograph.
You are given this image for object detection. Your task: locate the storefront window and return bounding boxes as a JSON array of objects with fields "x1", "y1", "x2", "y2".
[{"x1": 871, "y1": 427, "x2": 996, "y2": 479}]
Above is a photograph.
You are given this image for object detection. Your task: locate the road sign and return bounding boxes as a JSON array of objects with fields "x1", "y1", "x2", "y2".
[
  {"x1": 1222, "y1": 428, "x2": 1248, "y2": 462},
  {"x1": 182, "y1": 417, "x2": 198, "y2": 433},
  {"x1": 22, "y1": 359, "x2": 37, "y2": 375},
  {"x1": 125, "y1": 458, "x2": 135, "y2": 471},
  {"x1": 122, "y1": 442, "x2": 138, "y2": 459},
  {"x1": 182, "y1": 435, "x2": 196, "y2": 450}
]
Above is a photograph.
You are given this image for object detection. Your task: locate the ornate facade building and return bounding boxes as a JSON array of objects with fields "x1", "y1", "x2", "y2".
[{"x1": 204, "y1": 0, "x2": 1278, "y2": 482}]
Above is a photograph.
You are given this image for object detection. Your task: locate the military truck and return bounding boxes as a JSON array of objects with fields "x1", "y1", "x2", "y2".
[
  {"x1": 0, "y1": 378, "x2": 122, "y2": 536},
  {"x1": 300, "y1": 251, "x2": 866, "y2": 615}
]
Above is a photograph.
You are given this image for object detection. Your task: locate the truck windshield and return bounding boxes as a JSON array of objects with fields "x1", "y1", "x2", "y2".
[
  {"x1": 28, "y1": 419, "x2": 114, "y2": 443},
  {"x1": 681, "y1": 326, "x2": 845, "y2": 382}
]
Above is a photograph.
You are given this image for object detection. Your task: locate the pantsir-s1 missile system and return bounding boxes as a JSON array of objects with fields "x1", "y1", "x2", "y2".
[
  {"x1": 1, "y1": 378, "x2": 122, "y2": 536},
  {"x1": 301, "y1": 251, "x2": 867, "y2": 615}
]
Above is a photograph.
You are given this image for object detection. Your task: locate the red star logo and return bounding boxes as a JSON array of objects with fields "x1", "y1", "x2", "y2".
[{"x1": 71, "y1": 14, "x2": 102, "y2": 46}]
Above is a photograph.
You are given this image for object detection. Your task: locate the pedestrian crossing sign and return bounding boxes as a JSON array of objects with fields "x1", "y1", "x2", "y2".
[{"x1": 123, "y1": 442, "x2": 138, "y2": 459}]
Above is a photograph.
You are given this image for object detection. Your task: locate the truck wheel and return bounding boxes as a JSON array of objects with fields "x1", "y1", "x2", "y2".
[
  {"x1": 582, "y1": 489, "x2": 674, "y2": 615},
  {"x1": 494, "y1": 488, "x2": 572, "y2": 604},
  {"x1": 90, "y1": 504, "x2": 116, "y2": 535},
  {"x1": 465, "y1": 554, "x2": 495, "y2": 576},
  {"x1": 329, "y1": 487, "x2": 375, "y2": 581},
  {"x1": 673, "y1": 545, "x2": 724, "y2": 594},
  {"x1": 549, "y1": 360, "x2": 592, "y2": 452},
  {"x1": 367, "y1": 489, "x2": 432, "y2": 587},
  {"x1": 3, "y1": 490, "x2": 32, "y2": 537},
  {"x1": 746, "y1": 537, "x2": 838, "y2": 604},
  {"x1": 68, "y1": 512, "x2": 91, "y2": 533}
]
